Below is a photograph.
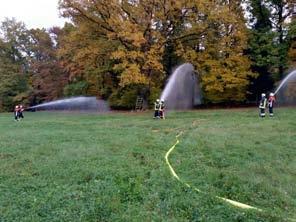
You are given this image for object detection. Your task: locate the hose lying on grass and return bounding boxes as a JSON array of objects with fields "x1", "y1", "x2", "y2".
[
  {"x1": 164, "y1": 131, "x2": 261, "y2": 211},
  {"x1": 165, "y1": 131, "x2": 296, "y2": 221}
]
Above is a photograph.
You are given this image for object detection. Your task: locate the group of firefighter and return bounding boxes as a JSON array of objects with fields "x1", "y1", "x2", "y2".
[
  {"x1": 12, "y1": 94, "x2": 276, "y2": 120},
  {"x1": 153, "y1": 99, "x2": 165, "y2": 119},
  {"x1": 259, "y1": 92, "x2": 276, "y2": 117},
  {"x1": 153, "y1": 93, "x2": 276, "y2": 119},
  {"x1": 14, "y1": 105, "x2": 25, "y2": 121}
]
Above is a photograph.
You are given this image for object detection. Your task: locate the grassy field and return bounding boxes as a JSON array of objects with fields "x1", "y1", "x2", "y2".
[{"x1": 0, "y1": 108, "x2": 295, "y2": 221}]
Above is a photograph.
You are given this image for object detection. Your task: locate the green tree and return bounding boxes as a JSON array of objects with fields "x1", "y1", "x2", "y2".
[
  {"x1": 287, "y1": 18, "x2": 296, "y2": 68},
  {"x1": 0, "y1": 46, "x2": 28, "y2": 111},
  {"x1": 265, "y1": 0, "x2": 295, "y2": 79},
  {"x1": 0, "y1": 18, "x2": 30, "y2": 111},
  {"x1": 245, "y1": 0, "x2": 295, "y2": 101},
  {"x1": 246, "y1": 0, "x2": 278, "y2": 100}
]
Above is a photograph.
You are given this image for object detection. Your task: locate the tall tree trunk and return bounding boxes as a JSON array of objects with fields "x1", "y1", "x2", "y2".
[{"x1": 278, "y1": 2, "x2": 284, "y2": 79}]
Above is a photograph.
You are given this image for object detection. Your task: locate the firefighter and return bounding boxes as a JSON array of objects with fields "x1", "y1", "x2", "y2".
[
  {"x1": 18, "y1": 105, "x2": 24, "y2": 120},
  {"x1": 268, "y1": 93, "x2": 276, "y2": 117},
  {"x1": 259, "y1": 93, "x2": 267, "y2": 117},
  {"x1": 14, "y1": 105, "x2": 20, "y2": 121},
  {"x1": 159, "y1": 100, "x2": 165, "y2": 119},
  {"x1": 154, "y1": 99, "x2": 160, "y2": 118}
]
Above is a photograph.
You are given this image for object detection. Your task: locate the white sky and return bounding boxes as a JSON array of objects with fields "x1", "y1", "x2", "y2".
[{"x1": 0, "y1": 0, "x2": 67, "y2": 29}]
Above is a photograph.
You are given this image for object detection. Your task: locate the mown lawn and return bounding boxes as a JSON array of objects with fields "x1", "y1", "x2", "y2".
[{"x1": 0, "y1": 108, "x2": 295, "y2": 221}]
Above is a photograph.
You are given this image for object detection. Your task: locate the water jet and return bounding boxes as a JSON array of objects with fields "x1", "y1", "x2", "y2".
[
  {"x1": 160, "y1": 63, "x2": 201, "y2": 110},
  {"x1": 28, "y1": 96, "x2": 110, "y2": 112},
  {"x1": 274, "y1": 70, "x2": 296, "y2": 105}
]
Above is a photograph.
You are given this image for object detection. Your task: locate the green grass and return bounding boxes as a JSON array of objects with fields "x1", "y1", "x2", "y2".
[{"x1": 0, "y1": 108, "x2": 295, "y2": 221}]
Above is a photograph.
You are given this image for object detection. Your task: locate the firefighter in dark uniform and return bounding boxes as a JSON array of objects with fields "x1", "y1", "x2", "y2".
[
  {"x1": 14, "y1": 105, "x2": 20, "y2": 121},
  {"x1": 159, "y1": 100, "x2": 165, "y2": 119},
  {"x1": 18, "y1": 105, "x2": 24, "y2": 119},
  {"x1": 259, "y1": 93, "x2": 267, "y2": 117},
  {"x1": 154, "y1": 99, "x2": 160, "y2": 118},
  {"x1": 268, "y1": 93, "x2": 276, "y2": 117}
]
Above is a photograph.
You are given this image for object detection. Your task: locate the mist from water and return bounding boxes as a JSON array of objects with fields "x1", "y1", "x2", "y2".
[
  {"x1": 160, "y1": 63, "x2": 201, "y2": 110},
  {"x1": 274, "y1": 70, "x2": 296, "y2": 105},
  {"x1": 29, "y1": 96, "x2": 110, "y2": 112},
  {"x1": 274, "y1": 70, "x2": 296, "y2": 95}
]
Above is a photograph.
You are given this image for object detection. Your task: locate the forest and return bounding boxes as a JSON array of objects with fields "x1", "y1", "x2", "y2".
[{"x1": 0, "y1": 0, "x2": 296, "y2": 111}]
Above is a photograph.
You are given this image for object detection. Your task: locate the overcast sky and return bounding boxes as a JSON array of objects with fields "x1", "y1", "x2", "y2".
[{"x1": 0, "y1": 0, "x2": 67, "y2": 29}]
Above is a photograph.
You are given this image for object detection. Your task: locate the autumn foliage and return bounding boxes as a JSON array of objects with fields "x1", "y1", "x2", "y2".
[{"x1": 0, "y1": 1, "x2": 295, "y2": 111}]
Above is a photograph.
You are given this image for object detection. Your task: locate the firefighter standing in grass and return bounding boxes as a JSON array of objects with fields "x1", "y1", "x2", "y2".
[
  {"x1": 154, "y1": 99, "x2": 160, "y2": 118},
  {"x1": 14, "y1": 105, "x2": 20, "y2": 121},
  {"x1": 259, "y1": 93, "x2": 267, "y2": 117},
  {"x1": 18, "y1": 105, "x2": 24, "y2": 120},
  {"x1": 268, "y1": 93, "x2": 276, "y2": 117},
  {"x1": 159, "y1": 100, "x2": 165, "y2": 119}
]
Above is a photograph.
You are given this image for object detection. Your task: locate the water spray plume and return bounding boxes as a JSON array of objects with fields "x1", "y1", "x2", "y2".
[
  {"x1": 274, "y1": 70, "x2": 296, "y2": 95},
  {"x1": 28, "y1": 96, "x2": 110, "y2": 112},
  {"x1": 272, "y1": 70, "x2": 296, "y2": 105},
  {"x1": 160, "y1": 63, "x2": 201, "y2": 110}
]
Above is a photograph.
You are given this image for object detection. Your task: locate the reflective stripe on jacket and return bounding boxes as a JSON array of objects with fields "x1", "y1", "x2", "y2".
[
  {"x1": 154, "y1": 103, "x2": 160, "y2": 110},
  {"x1": 259, "y1": 98, "x2": 267, "y2": 109}
]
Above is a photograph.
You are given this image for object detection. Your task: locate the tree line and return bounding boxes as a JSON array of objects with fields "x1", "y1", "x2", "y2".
[{"x1": 0, "y1": 0, "x2": 295, "y2": 111}]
